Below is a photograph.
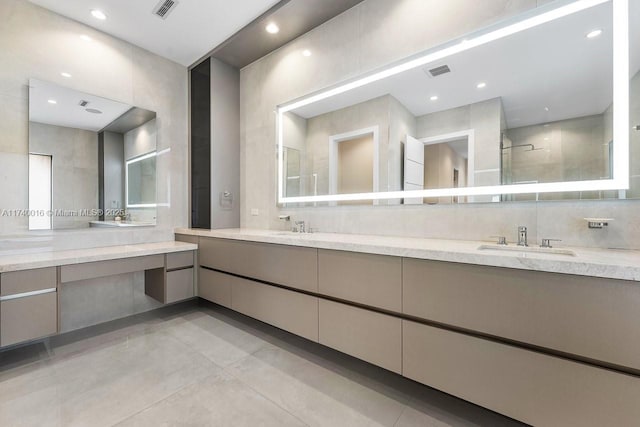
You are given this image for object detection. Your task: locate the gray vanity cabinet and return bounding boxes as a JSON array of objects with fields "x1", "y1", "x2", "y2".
[
  {"x1": 318, "y1": 249, "x2": 401, "y2": 311},
  {"x1": 403, "y1": 258, "x2": 640, "y2": 371},
  {"x1": 231, "y1": 274, "x2": 319, "y2": 342},
  {"x1": 319, "y1": 299, "x2": 402, "y2": 373},
  {"x1": 402, "y1": 319, "x2": 640, "y2": 426},
  {"x1": 145, "y1": 252, "x2": 196, "y2": 304},
  {"x1": 198, "y1": 268, "x2": 232, "y2": 308},
  {"x1": 0, "y1": 267, "x2": 58, "y2": 347},
  {"x1": 199, "y1": 237, "x2": 318, "y2": 292}
]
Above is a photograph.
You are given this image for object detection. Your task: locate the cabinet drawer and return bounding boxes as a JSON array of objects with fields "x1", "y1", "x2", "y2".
[
  {"x1": 199, "y1": 238, "x2": 317, "y2": 292},
  {"x1": 318, "y1": 250, "x2": 401, "y2": 311},
  {"x1": 199, "y1": 268, "x2": 232, "y2": 308},
  {"x1": 231, "y1": 277, "x2": 318, "y2": 342},
  {"x1": 403, "y1": 258, "x2": 640, "y2": 371},
  {"x1": 166, "y1": 268, "x2": 194, "y2": 303},
  {"x1": 1, "y1": 291, "x2": 57, "y2": 347},
  {"x1": 319, "y1": 300, "x2": 401, "y2": 373},
  {"x1": 1, "y1": 267, "x2": 56, "y2": 296},
  {"x1": 60, "y1": 255, "x2": 164, "y2": 283},
  {"x1": 402, "y1": 320, "x2": 640, "y2": 427},
  {"x1": 166, "y1": 251, "x2": 194, "y2": 270}
]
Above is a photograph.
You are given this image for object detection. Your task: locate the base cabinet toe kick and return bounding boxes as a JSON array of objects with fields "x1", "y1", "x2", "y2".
[
  {"x1": 0, "y1": 243, "x2": 196, "y2": 350},
  {"x1": 188, "y1": 234, "x2": 640, "y2": 426}
]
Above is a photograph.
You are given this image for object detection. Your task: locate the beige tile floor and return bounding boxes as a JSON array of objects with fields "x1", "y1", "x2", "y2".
[{"x1": 0, "y1": 301, "x2": 526, "y2": 427}]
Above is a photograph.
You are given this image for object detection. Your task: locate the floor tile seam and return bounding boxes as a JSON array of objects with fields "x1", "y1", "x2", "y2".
[
  {"x1": 108, "y1": 372, "x2": 222, "y2": 427},
  {"x1": 221, "y1": 364, "x2": 312, "y2": 427}
]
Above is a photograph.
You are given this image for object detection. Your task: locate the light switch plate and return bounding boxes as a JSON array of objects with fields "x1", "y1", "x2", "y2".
[{"x1": 250, "y1": 208, "x2": 259, "y2": 216}]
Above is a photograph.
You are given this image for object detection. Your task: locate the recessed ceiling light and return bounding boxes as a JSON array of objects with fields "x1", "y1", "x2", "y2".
[
  {"x1": 302, "y1": 49, "x2": 312, "y2": 57},
  {"x1": 80, "y1": 35, "x2": 92, "y2": 42},
  {"x1": 265, "y1": 23, "x2": 279, "y2": 34},
  {"x1": 544, "y1": 137, "x2": 550, "y2": 141},
  {"x1": 90, "y1": 9, "x2": 107, "y2": 20},
  {"x1": 544, "y1": 106, "x2": 550, "y2": 112},
  {"x1": 586, "y1": 29, "x2": 603, "y2": 39},
  {"x1": 47, "y1": 99, "x2": 57, "y2": 104},
  {"x1": 430, "y1": 95, "x2": 438, "y2": 101},
  {"x1": 476, "y1": 82, "x2": 487, "y2": 89},
  {"x1": 61, "y1": 72, "x2": 72, "y2": 78}
]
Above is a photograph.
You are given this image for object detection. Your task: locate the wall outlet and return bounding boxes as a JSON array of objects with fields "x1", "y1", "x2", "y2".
[{"x1": 250, "y1": 208, "x2": 259, "y2": 216}]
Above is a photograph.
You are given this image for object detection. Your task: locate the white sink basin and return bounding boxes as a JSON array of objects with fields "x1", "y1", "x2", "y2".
[{"x1": 477, "y1": 244, "x2": 576, "y2": 256}]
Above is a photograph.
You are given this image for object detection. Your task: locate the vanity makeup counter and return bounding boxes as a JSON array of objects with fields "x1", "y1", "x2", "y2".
[
  {"x1": 174, "y1": 228, "x2": 640, "y2": 282},
  {"x1": 0, "y1": 241, "x2": 196, "y2": 273},
  {"x1": 0, "y1": 241, "x2": 197, "y2": 349},
  {"x1": 177, "y1": 227, "x2": 640, "y2": 426}
]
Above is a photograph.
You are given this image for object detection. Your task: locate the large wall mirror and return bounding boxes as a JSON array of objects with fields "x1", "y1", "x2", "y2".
[
  {"x1": 277, "y1": 0, "x2": 638, "y2": 205},
  {"x1": 28, "y1": 79, "x2": 157, "y2": 230}
]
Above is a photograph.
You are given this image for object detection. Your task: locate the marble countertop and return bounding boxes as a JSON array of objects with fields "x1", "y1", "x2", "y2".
[
  {"x1": 175, "y1": 228, "x2": 640, "y2": 282},
  {"x1": 0, "y1": 241, "x2": 197, "y2": 273}
]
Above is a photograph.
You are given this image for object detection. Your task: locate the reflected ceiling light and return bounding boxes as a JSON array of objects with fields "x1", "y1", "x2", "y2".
[
  {"x1": 544, "y1": 137, "x2": 550, "y2": 141},
  {"x1": 90, "y1": 9, "x2": 107, "y2": 20},
  {"x1": 476, "y1": 82, "x2": 487, "y2": 89},
  {"x1": 47, "y1": 99, "x2": 57, "y2": 104},
  {"x1": 265, "y1": 23, "x2": 279, "y2": 34},
  {"x1": 80, "y1": 35, "x2": 92, "y2": 42},
  {"x1": 586, "y1": 28, "x2": 603, "y2": 38},
  {"x1": 61, "y1": 72, "x2": 72, "y2": 78},
  {"x1": 429, "y1": 95, "x2": 438, "y2": 101},
  {"x1": 302, "y1": 49, "x2": 312, "y2": 57}
]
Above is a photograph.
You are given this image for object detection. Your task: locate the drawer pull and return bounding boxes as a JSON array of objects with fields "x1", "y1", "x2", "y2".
[{"x1": 0, "y1": 287, "x2": 56, "y2": 301}]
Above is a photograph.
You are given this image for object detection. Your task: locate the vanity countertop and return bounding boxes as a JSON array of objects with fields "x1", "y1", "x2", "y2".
[
  {"x1": 175, "y1": 228, "x2": 640, "y2": 282},
  {"x1": 0, "y1": 241, "x2": 197, "y2": 273}
]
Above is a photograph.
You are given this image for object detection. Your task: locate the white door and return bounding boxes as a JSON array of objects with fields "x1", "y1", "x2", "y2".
[{"x1": 403, "y1": 135, "x2": 424, "y2": 205}]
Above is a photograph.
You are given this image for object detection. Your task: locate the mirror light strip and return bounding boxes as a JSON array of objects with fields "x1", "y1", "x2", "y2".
[
  {"x1": 612, "y1": 0, "x2": 629, "y2": 186},
  {"x1": 277, "y1": 0, "x2": 627, "y2": 204},
  {"x1": 125, "y1": 151, "x2": 157, "y2": 165},
  {"x1": 281, "y1": 179, "x2": 622, "y2": 204}
]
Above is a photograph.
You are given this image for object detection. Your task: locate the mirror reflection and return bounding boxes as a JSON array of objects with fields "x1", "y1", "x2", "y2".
[
  {"x1": 28, "y1": 79, "x2": 157, "y2": 229},
  {"x1": 280, "y1": 0, "x2": 639, "y2": 205}
]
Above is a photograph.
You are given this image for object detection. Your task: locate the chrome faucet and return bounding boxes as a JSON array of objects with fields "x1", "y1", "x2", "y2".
[
  {"x1": 517, "y1": 226, "x2": 528, "y2": 247},
  {"x1": 294, "y1": 220, "x2": 306, "y2": 233},
  {"x1": 540, "y1": 238, "x2": 561, "y2": 248}
]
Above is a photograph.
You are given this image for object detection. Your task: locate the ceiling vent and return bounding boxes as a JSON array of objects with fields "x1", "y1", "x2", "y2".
[
  {"x1": 153, "y1": 0, "x2": 179, "y2": 19},
  {"x1": 78, "y1": 100, "x2": 89, "y2": 107},
  {"x1": 426, "y1": 64, "x2": 451, "y2": 77}
]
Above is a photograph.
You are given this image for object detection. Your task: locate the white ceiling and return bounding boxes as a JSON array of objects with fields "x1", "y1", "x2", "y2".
[
  {"x1": 28, "y1": 0, "x2": 280, "y2": 66},
  {"x1": 29, "y1": 79, "x2": 132, "y2": 132},
  {"x1": 292, "y1": 1, "x2": 639, "y2": 130}
]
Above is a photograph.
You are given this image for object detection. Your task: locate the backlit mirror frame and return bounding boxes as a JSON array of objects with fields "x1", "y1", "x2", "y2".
[{"x1": 276, "y1": 0, "x2": 629, "y2": 204}]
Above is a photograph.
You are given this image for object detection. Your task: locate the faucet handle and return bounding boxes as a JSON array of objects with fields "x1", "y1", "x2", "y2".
[
  {"x1": 490, "y1": 236, "x2": 508, "y2": 246},
  {"x1": 540, "y1": 238, "x2": 561, "y2": 248}
]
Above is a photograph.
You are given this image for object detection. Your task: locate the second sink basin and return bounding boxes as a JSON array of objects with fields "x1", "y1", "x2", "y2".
[{"x1": 477, "y1": 244, "x2": 576, "y2": 256}]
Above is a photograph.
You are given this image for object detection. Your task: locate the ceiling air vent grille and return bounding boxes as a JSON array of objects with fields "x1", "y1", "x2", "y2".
[
  {"x1": 153, "y1": 0, "x2": 179, "y2": 19},
  {"x1": 78, "y1": 100, "x2": 89, "y2": 107},
  {"x1": 427, "y1": 64, "x2": 451, "y2": 77}
]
